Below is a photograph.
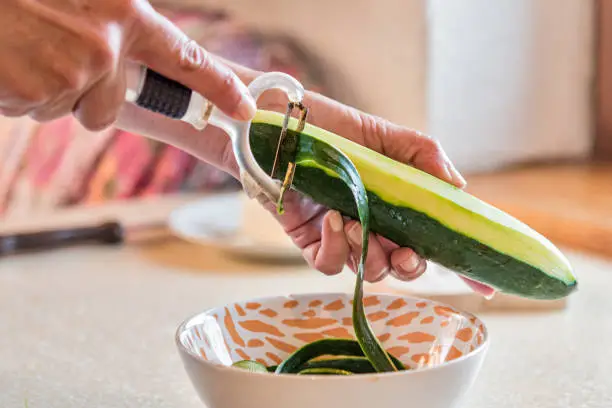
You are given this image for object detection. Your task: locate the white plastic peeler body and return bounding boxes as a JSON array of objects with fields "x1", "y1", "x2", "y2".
[{"x1": 124, "y1": 63, "x2": 305, "y2": 204}]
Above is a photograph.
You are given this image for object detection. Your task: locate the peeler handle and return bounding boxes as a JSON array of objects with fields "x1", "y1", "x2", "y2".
[
  {"x1": 124, "y1": 63, "x2": 307, "y2": 203},
  {"x1": 125, "y1": 64, "x2": 210, "y2": 130},
  {"x1": 132, "y1": 69, "x2": 192, "y2": 119}
]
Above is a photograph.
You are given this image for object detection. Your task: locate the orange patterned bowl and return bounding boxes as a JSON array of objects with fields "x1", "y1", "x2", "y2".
[{"x1": 175, "y1": 292, "x2": 489, "y2": 408}]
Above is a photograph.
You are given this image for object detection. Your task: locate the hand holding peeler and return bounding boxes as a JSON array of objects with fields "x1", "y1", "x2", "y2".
[
  {"x1": 0, "y1": 66, "x2": 310, "y2": 257},
  {"x1": 124, "y1": 64, "x2": 308, "y2": 207}
]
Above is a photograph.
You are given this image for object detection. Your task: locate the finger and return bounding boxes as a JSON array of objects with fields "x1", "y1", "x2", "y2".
[
  {"x1": 460, "y1": 276, "x2": 496, "y2": 298},
  {"x1": 376, "y1": 234, "x2": 400, "y2": 252},
  {"x1": 73, "y1": 66, "x2": 125, "y2": 131},
  {"x1": 28, "y1": 93, "x2": 80, "y2": 122},
  {"x1": 379, "y1": 125, "x2": 466, "y2": 188},
  {"x1": 128, "y1": 4, "x2": 256, "y2": 121},
  {"x1": 258, "y1": 192, "x2": 328, "y2": 250},
  {"x1": 345, "y1": 220, "x2": 390, "y2": 282},
  {"x1": 305, "y1": 210, "x2": 349, "y2": 276},
  {"x1": 411, "y1": 137, "x2": 466, "y2": 188},
  {"x1": 0, "y1": 106, "x2": 34, "y2": 117},
  {"x1": 389, "y1": 248, "x2": 427, "y2": 281}
]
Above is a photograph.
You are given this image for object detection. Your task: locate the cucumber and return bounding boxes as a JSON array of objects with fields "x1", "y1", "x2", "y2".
[
  {"x1": 249, "y1": 110, "x2": 577, "y2": 300},
  {"x1": 298, "y1": 368, "x2": 353, "y2": 376},
  {"x1": 274, "y1": 339, "x2": 405, "y2": 374},
  {"x1": 232, "y1": 360, "x2": 268, "y2": 373},
  {"x1": 300, "y1": 357, "x2": 377, "y2": 374}
]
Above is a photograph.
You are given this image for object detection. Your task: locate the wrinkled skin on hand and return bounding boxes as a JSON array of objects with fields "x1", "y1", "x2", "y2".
[
  {"x1": 116, "y1": 58, "x2": 494, "y2": 297},
  {"x1": 0, "y1": 0, "x2": 255, "y2": 128}
]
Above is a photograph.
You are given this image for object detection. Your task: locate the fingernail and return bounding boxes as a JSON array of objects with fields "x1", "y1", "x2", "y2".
[
  {"x1": 398, "y1": 255, "x2": 420, "y2": 274},
  {"x1": 347, "y1": 223, "x2": 362, "y2": 247},
  {"x1": 446, "y1": 162, "x2": 467, "y2": 188},
  {"x1": 236, "y1": 91, "x2": 257, "y2": 121},
  {"x1": 328, "y1": 211, "x2": 343, "y2": 233}
]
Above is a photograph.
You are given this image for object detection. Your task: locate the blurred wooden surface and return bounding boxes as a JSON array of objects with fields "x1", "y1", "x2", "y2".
[
  {"x1": 596, "y1": 0, "x2": 612, "y2": 160},
  {"x1": 466, "y1": 163, "x2": 612, "y2": 258}
]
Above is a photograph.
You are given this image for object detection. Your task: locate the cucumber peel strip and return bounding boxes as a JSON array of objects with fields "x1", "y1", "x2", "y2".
[
  {"x1": 300, "y1": 356, "x2": 376, "y2": 374},
  {"x1": 274, "y1": 338, "x2": 404, "y2": 374},
  {"x1": 302, "y1": 139, "x2": 399, "y2": 372},
  {"x1": 232, "y1": 138, "x2": 401, "y2": 375},
  {"x1": 298, "y1": 368, "x2": 353, "y2": 376}
]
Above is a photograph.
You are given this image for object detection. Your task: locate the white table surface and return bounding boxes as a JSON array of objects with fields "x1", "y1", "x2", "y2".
[{"x1": 1, "y1": 239, "x2": 611, "y2": 408}]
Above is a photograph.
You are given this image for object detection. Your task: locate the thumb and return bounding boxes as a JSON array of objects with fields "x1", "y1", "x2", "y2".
[{"x1": 126, "y1": 3, "x2": 256, "y2": 121}]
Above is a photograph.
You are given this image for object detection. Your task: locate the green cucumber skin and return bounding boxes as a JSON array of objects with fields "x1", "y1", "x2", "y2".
[
  {"x1": 301, "y1": 357, "x2": 377, "y2": 374},
  {"x1": 275, "y1": 339, "x2": 363, "y2": 374},
  {"x1": 274, "y1": 339, "x2": 404, "y2": 374},
  {"x1": 249, "y1": 123, "x2": 575, "y2": 300},
  {"x1": 298, "y1": 368, "x2": 353, "y2": 375}
]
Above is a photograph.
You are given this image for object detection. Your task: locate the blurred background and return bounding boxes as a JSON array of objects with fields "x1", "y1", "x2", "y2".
[
  {"x1": 0, "y1": 0, "x2": 609, "y2": 265},
  {"x1": 3, "y1": 3, "x2": 612, "y2": 406}
]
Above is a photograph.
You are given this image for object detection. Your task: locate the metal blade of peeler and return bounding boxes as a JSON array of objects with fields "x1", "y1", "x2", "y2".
[
  {"x1": 124, "y1": 64, "x2": 308, "y2": 208},
  {"x1": 272, "y1": 103, "x2": 308, "y2": 213}
]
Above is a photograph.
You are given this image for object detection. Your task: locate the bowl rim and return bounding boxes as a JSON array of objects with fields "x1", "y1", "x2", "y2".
[{"x1": 174, "y1": 291, "x2": 490, "y2": 381}]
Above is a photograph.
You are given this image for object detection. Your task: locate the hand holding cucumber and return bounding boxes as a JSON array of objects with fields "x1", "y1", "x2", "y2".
[{"x1": 116, "y1": 60, "x2": 495, "y2": 297}]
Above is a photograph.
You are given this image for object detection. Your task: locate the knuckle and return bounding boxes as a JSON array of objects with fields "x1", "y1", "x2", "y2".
[
  {"x1": 29, "y1": 108, "x2": 61, "y2": 122},
  {"x1": 17, "y1": 87, "x2": 48, "y2": 105},
  {"x1": 90, "y1": 40, "x2": 116, "y2": 72},
  {"x1": 178, "y1": 38, "x2": 211, "y2": 71},
  {"x1": 77, "y1": 110, "x2": 117, "y2": 132},
  {"x1": 1, "y1": 107, "x2": 31, "y2": 118},
  {"x1": 221, "y1": 72, "x2": 236, "y2": 91},
  {"x1": 417, "y1": 136, "x2": 444, "y2": 158},
  {"x1": 218, "y1": 72, "x2": 242, "y2": 104},
  {"x1": 358, "y1": 113, "x2": 388, "y2": 148},
  {"x1": 84, "y1": 117, "x2": 116, "y2": 132},
  {"x1": 428, "y1": 138, "x2": 444, "y2": 154},
  {"x1": 314, "y1": 258, "x2": 339, "y2": 276},
  {"x1": 119, "y1": 0, "x2": 139, "y2": 19},
  {"x1": 220, "y1": 139, "x2": 237, "y2": 170},
  {"x1": 107, "y1": 0, "x2": 141, "y2": 26},
  {"x1": 58, "y1": 69, "x2": 88, "y2": 91}
]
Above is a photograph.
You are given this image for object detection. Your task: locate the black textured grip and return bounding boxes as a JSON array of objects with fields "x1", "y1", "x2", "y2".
[{"x1": 135, "y1": 69, "x2": 191, "y2": 119}]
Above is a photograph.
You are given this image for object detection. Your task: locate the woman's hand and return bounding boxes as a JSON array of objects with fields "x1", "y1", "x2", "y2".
[
  {"x1": 116, "y1": 58, "x2": 494, "y2": 297},
  {"x1": 0, "y1": 0, "x2": 255, "y2": 129}
]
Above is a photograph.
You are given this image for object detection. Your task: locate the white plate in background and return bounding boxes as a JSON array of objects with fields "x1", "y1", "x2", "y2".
[{"x1": 168, "y1": 192, "x2": 304, "y2": 262}]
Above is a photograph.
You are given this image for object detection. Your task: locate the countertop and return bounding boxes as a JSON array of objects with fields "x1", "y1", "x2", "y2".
[
  {"x1": 1, "y1": 238, "x2": 612, "y2": 408},
  {"x1": 466, "y1": 164, "x2": 612, "y2": 258}
]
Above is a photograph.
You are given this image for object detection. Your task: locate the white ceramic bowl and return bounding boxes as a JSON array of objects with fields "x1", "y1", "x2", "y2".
[{"x1": 176, "y1": 293, "x2": 489, "y2": 408}]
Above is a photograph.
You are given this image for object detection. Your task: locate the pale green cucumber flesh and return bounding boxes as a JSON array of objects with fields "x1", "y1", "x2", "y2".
[
  {"x1": 298, "y1": 368, "x2": 353, "y2": 375},
  {"x1": 232, "y1": 360, "x2": 268, "y2": 373},
  {"x1": 249, "y1": 110, "x2": 577, "y2": 300},
  {"x1": 300, "y1": 357, "x2": 377, "y2": 374}
]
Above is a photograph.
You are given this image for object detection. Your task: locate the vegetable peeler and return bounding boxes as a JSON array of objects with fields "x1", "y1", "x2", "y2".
[{"x1": 124, "y1": 64, "x2": 308, "y2": 208}]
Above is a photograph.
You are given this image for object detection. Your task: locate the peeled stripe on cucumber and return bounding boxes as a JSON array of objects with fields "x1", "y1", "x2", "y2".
[{"x1": 249, "y1": 110, "x2": 577, "y2": 300}]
